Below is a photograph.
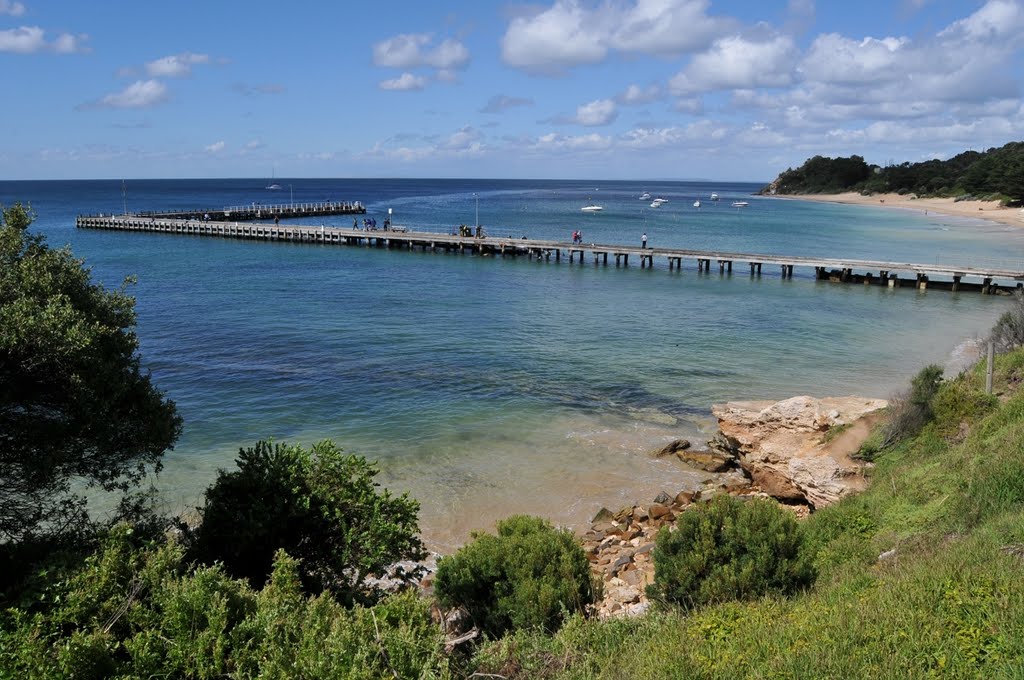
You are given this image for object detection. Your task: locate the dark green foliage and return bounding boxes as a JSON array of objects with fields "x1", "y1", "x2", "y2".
[
  {"x1": 764, "y1": 141, "x2": 1024, "y2": 200},
  {"x1": 880, "y1": 364, "x2": 944, "y2": 448},
  {"x1": 187, "y1": 440, "x2": 425, "y2": 604},
  {"x1": 647, "y1": 496, "x2": 814, "y2": 610},
  {"x1": 0, "y1": 525, "x2": 450, "y2": 678},
  {"x1": 0, "y1": 202, "x2": 182, "y2": 545},
  {"x1": 434, "y1": 515, "x2": 597, "y2": 637},
  {"x1": 768, "y1": 155, "x2": 871, "y2": 194},
  {"x1": 991, "y1": 291, "x2": 1024, "y2": 353}
]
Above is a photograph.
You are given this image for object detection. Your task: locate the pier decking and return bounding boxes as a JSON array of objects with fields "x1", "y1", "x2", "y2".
[{"x1": 75, "y1": 214, "x2": 1024, "y2": 295}]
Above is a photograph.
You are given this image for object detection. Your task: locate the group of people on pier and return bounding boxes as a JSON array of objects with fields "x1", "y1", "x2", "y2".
[{"x1": 456, "y1": 224, "x2": 486, "y2": 237}]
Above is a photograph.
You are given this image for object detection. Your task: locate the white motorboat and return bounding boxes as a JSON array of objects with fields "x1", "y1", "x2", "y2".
[
  {"x1": 581, "y1": 204, "x2": 604, "y2": 212},
  {"x1": 649, "y1": 197, "x2": 668, "y2": 208},
  {"x1": 732, "y1": 201, "x2": 750, "y2": 208},
  {"x1": 693, "y1": 200, "x2": 701, "y2": 208},
  {"x1": 710, "y1": 192, "x2": 719, "y2": 201},
  {"x1": 639, "y1": 192, "x2": 651, "y2": 200}
]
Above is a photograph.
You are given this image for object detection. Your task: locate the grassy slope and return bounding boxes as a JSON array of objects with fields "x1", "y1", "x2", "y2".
[{"x1": 470, "y1": 350, "x2": 1024, "y2": 679}]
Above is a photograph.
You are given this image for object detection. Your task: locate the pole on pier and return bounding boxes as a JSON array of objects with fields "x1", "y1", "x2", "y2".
[
  {"x1": 474, "y1": 193, "x2": 479, "y2": 229},
  {"x1": 986, "y1": 340, "x2": 995, "y2": 394}
]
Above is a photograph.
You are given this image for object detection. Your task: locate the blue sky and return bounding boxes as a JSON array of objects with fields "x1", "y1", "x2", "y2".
[{"x1": 2, "y1": 0, "x2": 1023, "y2": 181}]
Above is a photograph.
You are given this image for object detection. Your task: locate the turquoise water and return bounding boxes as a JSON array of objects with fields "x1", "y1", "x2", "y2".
[{"x1": 5, "y1": 178, "x2": 1024, "y2": 551}]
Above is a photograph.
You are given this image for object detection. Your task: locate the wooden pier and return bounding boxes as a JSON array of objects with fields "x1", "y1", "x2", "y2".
[
  {"x1": 82, "y1": 200, "x2": 366, "y2": 223},
  {"x1": 75, "y1": 214, "x2": 1024, "y2": 295}
]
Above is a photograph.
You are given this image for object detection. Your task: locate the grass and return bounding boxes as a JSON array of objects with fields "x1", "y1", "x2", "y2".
[{"x1": 468, "y1": 346, "x2": 1024, "y2": 678}]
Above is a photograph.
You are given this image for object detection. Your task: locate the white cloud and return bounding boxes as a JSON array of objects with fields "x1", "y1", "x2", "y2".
[
  {"x1": 204, "y1": 141, "x2": 226, "y2": 153},
  {"x1": 379, "y1": 72, "x2": 426, "y2": 91},
  {"x1": 501, "y1": 1, "x2": 608, "y2": 73},
  {"x1": 90, "y1": 80, "x2": 169, "y2": 109},
  {"x1": 669, "y1": 33, "x2": 798, "y2": 95},
  {"x1": 799, "y1": 34, "x2": 908, "y2": 85},
  {"x1": 501, "y1": 0, "x2": 735, "y2": 73},
  {"x1": 0, "y1": 1, "x2": 25, "y2": 16},
  {"x1": 573, "y1": 99, "x2": 617, "y2": 126},
  {"x1": 617, "y1": 84, "x2": 661, "y2": 105},
  {"x1": 0, "y1": 26, "x2": 88, "y2": 53},
  {"x1": 146, "y1": 52, "x2": 210, "y2": 78},
  {"x1": 530, "y1": 132, "x2": 613, "y2": 152},
  {"x1": 938, "y1": 0, "x2": 1024, "y2": 41},
  {"x1": 373, "y1": 33, "x2": 469, "y2": 70}
]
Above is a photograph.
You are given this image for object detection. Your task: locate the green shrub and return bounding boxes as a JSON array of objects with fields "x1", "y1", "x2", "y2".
[
  {"x1": 990, "y1": 291, "x2": 1024, "y2": 353},
  {"x1": 434, "y1": 515, "x2": 597, "y2": 638},
  {"x1": 880, "y1": 364, "x2": 944, "y2": 448},
  {"x1": 647, "y1": 496, "x2": 814, "y2": 610},
  {"x1": 187, "y1": 440, "x2": 425, "y2": 604}
]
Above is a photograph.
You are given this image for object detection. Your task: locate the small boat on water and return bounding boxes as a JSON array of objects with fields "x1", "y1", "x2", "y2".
[
  {"x1": 710, "y1": 192, "x2": 719, "y2": 201},
  {"x1": 732, "y1": 201, "x2": 750, "y2": 208},
  {"x1": 639, "y1": 191, "x2": 652, "y2": 200},
  {"x1": 265, "y1": 166, "x2": 281, "y2": 190},
  {"x1": 581, "y1": 204, "x2": 604, "y2": 213},
  {"x1": 693, "y1": 200, "x2": 701, "y2": 208},
  {"x1": 650, "y1": 197, "x2": 668, "y2": 208}
]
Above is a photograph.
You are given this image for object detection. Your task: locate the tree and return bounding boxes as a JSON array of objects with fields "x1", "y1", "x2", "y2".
[
  {"x1": 187, "y1": 439, "x2": 426, "y2": 604},
  {"x1": 0, "y1": 203, "x2": 182, "y2": 544}
]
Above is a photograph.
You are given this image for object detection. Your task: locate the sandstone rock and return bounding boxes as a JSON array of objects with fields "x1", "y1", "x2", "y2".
[
  {"x1": 677, "y1": 448, "x2": 735, "y2": 472},
  {"x1": 674, "y1": 490, "x2": 698, "y2": 506},
  {"x1": 648, "y1": 503, "x2": 671, "y2": 520},
  {"x1": 711, "y1": 395, "x2": 887, "y2": 508},
  {"x1": 633, "y1": 506, "x2": 649, "y2": 522},
  {"x1": 591, "y1": 507, "x2": 614, "y2": 523},
  {"x1": 653, "y1": 491, "x2": 672, "y2": 505},
  {"x1": 654, "y1": 439, "x2": 691, "y2": 457}
]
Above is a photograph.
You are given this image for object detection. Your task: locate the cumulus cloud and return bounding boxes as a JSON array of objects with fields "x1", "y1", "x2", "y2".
[
  {"x1": 669, "y1": 33, "x2": 798, "y2": 95},
  {"x1": 80, "y1": 80, "x2": 169, "y2": 110},
  {"x1": 146, "y1": 52, "x2": 210, "y2": 77},
  {"x1": 573, "y1": 99, "x2": 618, "y2": 126},
  {"x1": 204, "y1": 141, "x2": 226, "y2": 153},
  {"x1": 0, "y1": 1, "x2": 25, "y2": 16},
  {"x1": 0, "y1": 26, "x2": 89, "y2": 53},
  {"x1": 501, "y1": 0, "x2": 735, "y2": 73},
  {"x1": 379, "y1": 73, "x2": 427, "y2": 91},
  {"x1": 481, "y1": 95, "x2": 534, "y2": 113},
  {"x1": 530, "y1": 131, "x2": 613, "y2": 152},
  {"x1": 373, "y1": 33, "x2": 470, "y2": 70}
]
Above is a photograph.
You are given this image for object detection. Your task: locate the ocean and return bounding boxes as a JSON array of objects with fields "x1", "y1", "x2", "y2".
[{"x1": 4, "y1": 177, "x2": 1023, "y2": 552}]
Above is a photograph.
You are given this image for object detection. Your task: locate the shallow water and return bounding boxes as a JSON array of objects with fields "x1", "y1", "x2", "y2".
[{"x1": 4, "y1": 178, "x2": 1022, "y2": 551}]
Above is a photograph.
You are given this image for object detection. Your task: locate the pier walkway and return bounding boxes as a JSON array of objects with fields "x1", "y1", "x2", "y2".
[{"x1": 75, "y1": 214, "x2": 1024, "y2": 295}]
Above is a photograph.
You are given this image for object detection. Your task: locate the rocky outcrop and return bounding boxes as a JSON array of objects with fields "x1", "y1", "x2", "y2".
[{"x1": 711, "y1": 395, "x2": 887, "y2": 509}]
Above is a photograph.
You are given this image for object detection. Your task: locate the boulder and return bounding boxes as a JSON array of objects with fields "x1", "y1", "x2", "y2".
[
  {"x1": 711, "y1": 395, "x2": 887, "y2": 508},
  {"x1": 676, "y1": 448, "x2": 735, "y2": 472},
  {"x1": 654, "y1": 439, "x2": 691, "y2": 457},
  {"x1": 591, "y1": 507, "x2": 614, "y2": 523}
]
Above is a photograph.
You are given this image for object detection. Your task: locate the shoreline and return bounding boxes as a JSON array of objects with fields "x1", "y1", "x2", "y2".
[{"x1": 774, "y1": 192, "x2": 1024, "y2": 229}]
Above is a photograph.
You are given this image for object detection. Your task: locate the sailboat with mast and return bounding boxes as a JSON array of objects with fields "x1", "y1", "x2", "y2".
[{"x1": 265, "y1": 167, "x2": 281, "y2": 190}]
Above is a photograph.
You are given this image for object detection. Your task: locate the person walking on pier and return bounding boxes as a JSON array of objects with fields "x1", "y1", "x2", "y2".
[{"x1": 641, "y1": 232, "x2": 648, "y2": 249}]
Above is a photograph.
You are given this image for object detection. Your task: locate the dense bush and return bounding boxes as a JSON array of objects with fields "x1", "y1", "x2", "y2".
[
  {"x1": 0, "y1": 525, "x2": 450, "y2": 679},
  {"x1": 187, "y1": 440, "x2": 425, "y2": 604},
  {"x1": 991, "y1": 291, "x2": 1024, "y2": 353},
  {"x1": 434, "y1": 515, "x2": 597, "y2": 638},
  {"x1": 647, "y1": 496, "x2": 814, "y2": 610},
  {"x1": 878, "y1": 364, "x2": 944, "y2": 449}
]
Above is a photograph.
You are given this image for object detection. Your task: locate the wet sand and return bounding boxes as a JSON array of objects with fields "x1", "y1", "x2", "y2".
[{"x1": 779, "y1": 192, "x2": 1024, "y2": 228}]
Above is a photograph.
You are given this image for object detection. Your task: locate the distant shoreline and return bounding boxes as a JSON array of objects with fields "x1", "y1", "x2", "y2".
[{"x1": 775, "y1": 192, "x2": 1024, "y2": 229}]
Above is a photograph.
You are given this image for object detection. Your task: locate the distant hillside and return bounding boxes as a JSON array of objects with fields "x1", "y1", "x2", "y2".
[{"x1": 762, "y1": 141, "x2": 1024, "y2": 204}]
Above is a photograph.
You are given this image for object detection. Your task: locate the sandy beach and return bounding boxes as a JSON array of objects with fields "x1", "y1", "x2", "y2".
[{"x1": 779, "y1": 192, "x2": 1024, "y2": 229}]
